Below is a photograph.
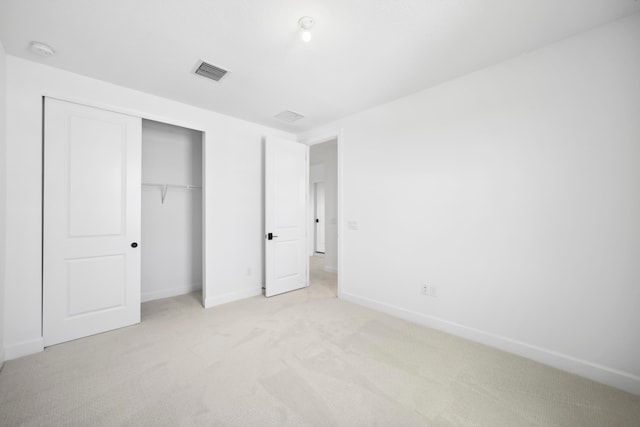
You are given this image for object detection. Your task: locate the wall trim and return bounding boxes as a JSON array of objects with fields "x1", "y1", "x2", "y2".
[
  {"x1": 4, "y1": 337, "x2": 44, "y2": 360},
  {"x1": 341, "y1": 291, "x2": 640, "y2": 396},
  {"x1": 141, "y1": 284, "x2": 202, "y2": 303},
  {"x1": 204, "y1": 287, "x2": 262, "y2": 308}
]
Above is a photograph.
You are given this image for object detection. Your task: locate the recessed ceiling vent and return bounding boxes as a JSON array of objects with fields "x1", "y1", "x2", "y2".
[
  {"x1": 274, "y1": 110, "x2": 305, "y2": 123},
  {"x1": 194, "y1": 60, "x2": 229, "y2": 82}
]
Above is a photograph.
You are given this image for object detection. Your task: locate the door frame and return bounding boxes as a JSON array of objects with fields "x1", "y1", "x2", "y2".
[
  {"x1": 301, "y1": 130, "x2": 343, "y2": 298},
  {"x1": 41, "y1": 93, "x2": 208, "y2": 318}
]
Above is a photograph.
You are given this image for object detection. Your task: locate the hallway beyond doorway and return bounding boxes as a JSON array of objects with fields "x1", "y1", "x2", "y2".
[{"x1": 310, "y1": 256, "x2": 337, "y2": 297}]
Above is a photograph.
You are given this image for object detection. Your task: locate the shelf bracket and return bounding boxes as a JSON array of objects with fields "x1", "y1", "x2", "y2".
[{"x1": 161, "y1": 184, "x2": 168, "y2": 204}]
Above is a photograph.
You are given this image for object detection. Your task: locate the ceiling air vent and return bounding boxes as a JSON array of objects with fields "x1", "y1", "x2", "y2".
[
  {"x1": 194, "y1": 60, "x2": 229, "y2": 82},
  {"x1": 274, "y1": 110, "x2": 305, "y2": 123}
]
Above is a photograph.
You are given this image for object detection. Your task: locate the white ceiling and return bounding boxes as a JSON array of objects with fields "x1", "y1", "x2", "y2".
[{"x1": 1, "y1": 1, "x2": 639, "y2": 133}]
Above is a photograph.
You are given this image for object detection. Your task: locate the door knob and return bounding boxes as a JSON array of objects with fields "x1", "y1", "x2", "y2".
[
  {"x1": 267, "y1": 233, "x2": 279, "y2": 240},
  {"x1": 131, "y1": 242, "x2": 138, "y2": 248}
]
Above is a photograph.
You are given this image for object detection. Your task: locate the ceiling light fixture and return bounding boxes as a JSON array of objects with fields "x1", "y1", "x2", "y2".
[
  {"x1": 29, "y1": 41, "x2": 55, "y2": 57},
  {"x1": 298, "y1": 16, "x2": 314, "y2": 43}
]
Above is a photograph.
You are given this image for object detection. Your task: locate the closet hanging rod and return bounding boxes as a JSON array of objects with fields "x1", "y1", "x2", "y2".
[
  {"x1": 142, "y1": 182, "x2": 201, "y2": 189},
  {"x1": 142, "y1": 183, "x2": 201, "y2": 204}
]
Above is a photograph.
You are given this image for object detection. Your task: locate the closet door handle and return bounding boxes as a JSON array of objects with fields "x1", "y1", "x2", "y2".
[
  {"x1": 131, "y1": 242, "x2": 138, "y2": 248},
  {"x1": 266, "y1": 233, "x2": 278, "y2": 240}
]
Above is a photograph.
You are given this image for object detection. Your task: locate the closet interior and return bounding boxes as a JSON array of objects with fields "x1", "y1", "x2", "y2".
[{"x1": 141, "y1": 119, "x2": 203, "y2": 303}]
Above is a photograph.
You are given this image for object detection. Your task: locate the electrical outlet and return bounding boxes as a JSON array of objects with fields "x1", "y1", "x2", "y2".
[{"x1": 421, "y1": 284, "x2": 429, "y2": 295}]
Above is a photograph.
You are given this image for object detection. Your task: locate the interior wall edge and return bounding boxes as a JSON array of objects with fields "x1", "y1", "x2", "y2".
[
  {"x1": 203, "y1": 287, "x2": 262, "y2": 309},
  {"x1": 0, "y1": 38, "x2": 7, "y2": 367}
]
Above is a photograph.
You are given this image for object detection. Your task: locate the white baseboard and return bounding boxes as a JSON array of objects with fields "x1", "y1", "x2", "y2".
[
  {"x1": 341, "y1": 291, "x2": 640, "y2": 396},
  {"x1": 142, "y1": 284, "x2": 202, "y2": 303},
  {"x1": 4, "y1": 337, "x2": 45, "y2": 360},
  {"x1": 204, "y1": 287, "x2": 262, "y2": 308},
  {"x1": 324, "y1": 266, "x2": 337, "y2": 273}
]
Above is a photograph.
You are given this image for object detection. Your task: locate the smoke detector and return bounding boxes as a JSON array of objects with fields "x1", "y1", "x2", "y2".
[{"x1": 29, "y1": 41, "x2": 55, "y2": 57}]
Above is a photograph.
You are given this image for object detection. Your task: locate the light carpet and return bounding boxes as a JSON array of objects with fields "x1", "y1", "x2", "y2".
[{"x1": 0, "y1": 257, "x2": 639, "y2": 426}]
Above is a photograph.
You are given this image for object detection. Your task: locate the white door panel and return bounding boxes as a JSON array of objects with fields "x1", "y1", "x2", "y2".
[
  {"x1": 66, "y1": 255, "x2": 126, "y2": 316},
  {"x1": 68, "y1": 114, "x2": 125, "y2": 236},
  {"x1": 44, "y1": 98, "x2": 141, "y2": 346},
  {"x1": 265, "y1": 137, "x2": 308, "y2": 297}
]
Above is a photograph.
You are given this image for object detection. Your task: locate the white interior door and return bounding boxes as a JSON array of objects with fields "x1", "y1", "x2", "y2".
[
  {"x1": 265, "y1": 137, "x2": 308, "y2": 297},
  {"x1": 43, "y1": 98, "x2": 142, "y2": 346},
  {"x1": 315, "y1": 182, "x2": 326, "y2": 253}
]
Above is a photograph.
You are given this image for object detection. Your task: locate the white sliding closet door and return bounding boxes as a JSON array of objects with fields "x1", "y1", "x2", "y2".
[{"x1": 43, "y1": 98, "x2": 142, "y2": 346}]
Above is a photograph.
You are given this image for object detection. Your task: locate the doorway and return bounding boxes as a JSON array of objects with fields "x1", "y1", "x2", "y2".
[
  {"x1": 308, "y1": 139, "x2": 338, "y2": 296},
  {"x1": 141, "y1": 120, "x2": 203, "y2": 303}
]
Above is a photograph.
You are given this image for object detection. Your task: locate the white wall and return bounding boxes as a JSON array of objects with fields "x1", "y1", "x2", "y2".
[
  {"x1": 301, "y1": 13, "x2": 640, "y2": 394},
  {"x1": 141, "y1": 120, "x2": 202, "y2": 302},
  {"x1": 0, "y1": 40, "x2": 7, "y2": 365},
  {"x1": 3, "y1": 55, "x2": 295, "y2": 359}
]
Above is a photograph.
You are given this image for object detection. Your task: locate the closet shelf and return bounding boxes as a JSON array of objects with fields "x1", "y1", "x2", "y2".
[{"x1": 142, "y1": 182, "x2": 201, "y2": 204}]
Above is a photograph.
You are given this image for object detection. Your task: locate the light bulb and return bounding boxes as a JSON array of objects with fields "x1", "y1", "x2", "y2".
[{"x1": 298, "y1": 16, "x2": 314, "y2": 43}]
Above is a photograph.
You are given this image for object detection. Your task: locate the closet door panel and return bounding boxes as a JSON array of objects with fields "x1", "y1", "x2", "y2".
[
  {"x1": 44, "y1": 97, "x2": 141, "y2": 346},
  {"x1": 68, "y1": 114, "x2": 124, "y2": 237},
  {"x1": 66, "y1": 255, "x2": 126, "y2": 316}
]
